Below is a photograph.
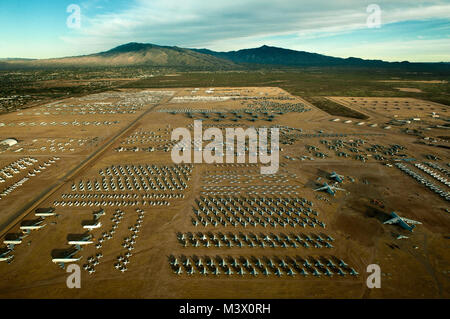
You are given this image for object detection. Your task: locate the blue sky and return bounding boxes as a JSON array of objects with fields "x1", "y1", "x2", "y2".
[{"x1": 0, "y1": 0, "x2": 449, "y2": 62}]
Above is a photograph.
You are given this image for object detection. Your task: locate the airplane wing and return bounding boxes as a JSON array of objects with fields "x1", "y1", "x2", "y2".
[
  {"x1": 68, "y1": 241, "x2": 94, "y2": 245},
  {"x1": 383, "y1": 217, "x2": 400, "y2": 224},
  {"x1": 397, "y1": 219, "x2": 415, "y2": 231},
  {"x1": 401, "y1": 218, "x2": 422, "y2": 225},
  {"x1": 314, "y1": 186, "x2": 327, "y2": 191},
  {"x1": 332, "y1": 187, "x2": 345, "y2": 191}
]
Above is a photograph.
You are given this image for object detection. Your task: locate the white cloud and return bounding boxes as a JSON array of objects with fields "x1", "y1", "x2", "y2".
[{"x1": 58, "y1": 0, "x2": 450, "y2": 61}]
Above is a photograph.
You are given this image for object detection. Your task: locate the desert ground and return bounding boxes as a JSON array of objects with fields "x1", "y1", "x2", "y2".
[{"x1": 0, "y1": 87, "x2": 448, "y2": 298}]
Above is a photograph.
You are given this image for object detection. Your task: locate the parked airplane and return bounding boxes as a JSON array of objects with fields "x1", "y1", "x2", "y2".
[
  {"x1": 20, "y1": 219, "x2": 46, "y2": 233},
  {"x1": 329, "y1": 172, "x2": 344, "y2": 183},
  {"x1": 0, "y1": 249, "x2": 12, "y2": 259},
  {"x1": 4, "y1": 239, "x2": 22, "y2": 250},
  {"x1": 0, "y1": 254, "x2": 13, "y2": 263},
  {"x1": 383, "y1": 212, "x2": 422, "y2": 232},
  {"x1": 93, "y1": 208, "x2": 105, "y2": 220},
  {"x1": 52, "y1": 249, "x2": 81, "y2": 269},
  {"x1": 35, "y1": 207, "x2": 57, "y2": 217},
  {"x1": 83, "y1": 222, "x2": 102, "y2": 231},
  {"x1": 314, "y1": 183, "x2": 345, "y2": 196},
  {"x1": 173, "y1": 266, "x2": 183, "y2": 275},
  {"x1": 68, "y1": 235, "x2": 94, "y2": 250}
]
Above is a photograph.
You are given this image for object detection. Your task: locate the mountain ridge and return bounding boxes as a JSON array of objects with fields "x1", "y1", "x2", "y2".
[
  {"x1": 1, "y1": 42, "x2": 448, "y2": 70},
  {"x1": 191, "y1": 45, "x2": 414, "y2": 67}
]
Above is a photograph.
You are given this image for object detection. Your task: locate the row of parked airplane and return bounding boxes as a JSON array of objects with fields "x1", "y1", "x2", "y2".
[
  {"x1": 192, "y1": 194, "x2": 324, "y2": 229},
  {"x1": 1, "y1": 207, "x2": 59, "y2": 263},
  {"x1": 424, "y1": 162, "x2": 450, "y2": 177},
  {"x1": 60, "y1": 192, "x2": 184, "y2": 200},
  {"x1": 177, "y1": 231, "x2": 335, "y2": 249},
  {"x1": 53, "y1": 199, "x2": 169, "y2": 207},
  {"x1": 170, "y1": 255, "x2": 358, "y2": 277},
  {"x1": 396, "y1": 163, "x2": 450, "y2": 201},
  {"x1": 414, "y1": 163, "x2": 450, "y2": 187},
  {"x1": 0, "y1": 157, "x2": 37, "y2": 182},
  {"x1": 114, "y1": 209, "x2": 146, "y2": 273},
  {"x1": 191, "y1": 207, "x2": 326, "y2": 228},
  {"x1": 52, "y1": 208, "x2": 105, "y2": 268},
  {"x1": 73, "y1": 173, "x2": 188, "y2": 193}
]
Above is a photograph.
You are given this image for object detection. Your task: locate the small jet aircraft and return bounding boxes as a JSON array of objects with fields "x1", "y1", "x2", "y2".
[
  {"x1": 349, "y1": 268, "x2": 359, "y2": 276},
  {"x1": 211, "y1": 267, "x2": 220, "y2": 276},
  {"x1": 93, "y1": 208, "x2": 105, "y2": 220},
  {"x1": 224, "y1": 267, "x2": 233, "y2": 276},
  {"x1": 173, "y1": 266, "x2": 183, "y2": 275},
  {"x1": 314, "y1": 183, "x2": 345, "y2": 196},
  {"x1": 286, "y1": 267, "x2": 296, "y2": 276},
  {"x1": 329, "y1": 172, "x2": 344, "y2": 183},
  {"x1": 274, "y1": 267, "x2": 283, "y2": 277},
  {"x1": 383, "y1": 212, "x2": 422, "y2": 232}
]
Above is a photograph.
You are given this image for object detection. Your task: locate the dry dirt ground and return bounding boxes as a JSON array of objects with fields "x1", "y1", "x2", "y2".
[{"x1": 0, "y1": 87, "x2": 448, "y2": 298}]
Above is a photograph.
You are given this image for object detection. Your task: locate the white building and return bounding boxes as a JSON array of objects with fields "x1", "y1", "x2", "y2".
[{"x1": 1, "y1": 138, "x2": 18, "y2": 147}]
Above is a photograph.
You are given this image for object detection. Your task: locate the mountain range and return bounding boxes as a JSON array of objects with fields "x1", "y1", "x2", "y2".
[{"x1": 0, "y1": 42, "x2": 448, "y2": 70}]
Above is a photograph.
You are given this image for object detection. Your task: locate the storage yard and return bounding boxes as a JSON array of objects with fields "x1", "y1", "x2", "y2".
[{"x1": 0, "y1": 87, "x2": 448, "y2": 298}]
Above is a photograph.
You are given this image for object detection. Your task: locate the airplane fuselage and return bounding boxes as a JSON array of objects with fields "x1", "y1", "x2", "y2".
[
  {"x1": 68, "y1": 241, "x2": 94, "y2": 246},
  {"x1": 35, "y1": 213, "x2": 56, "y2": 217},
  {"x1": 52, "y1": 257, "x2": 81, "y2": 264},
  {"x1": 20, "y1": 225, "x2": 46, "y2": 231},
  {"x1": 83, "y1": 222, "x2": 102, "y2": 230}
]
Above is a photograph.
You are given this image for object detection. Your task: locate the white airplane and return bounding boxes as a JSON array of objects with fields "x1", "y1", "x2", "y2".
[
  {"x1": 4, "y1": 239, "x2": 22, "y2": 250},
  {"x1": 68, "y1": 234, "x2": 94, "y2": 249},
  {"x1": 1, "y1": 249, "x2": 12, "y2": 259},
  {"x1": 52, "y1": 256, "x2": 82, "y2": 269},
  {"x1": 0, "y1": 255, "x2": 14, "y2": 263},
  {"x1": 52, "y1": 248, "x2": 81, "y2": 269},
  {"x1": 35, "y1": 209, "x2": 57, "y2": 217},
  {"x1": 384, "y1": 212, "x2": 422, "y2": 232},
  {"x1": 20, "y1": 220, "x2": 46, "y2": 232},
  {"x1": 83, "y1": 222, "x2": 102, "y2": 231}
]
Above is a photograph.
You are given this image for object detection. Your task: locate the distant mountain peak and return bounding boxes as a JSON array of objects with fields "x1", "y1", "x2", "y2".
[{"x1": 102, "y1": 42, "x2": 160, "y2": 54}]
